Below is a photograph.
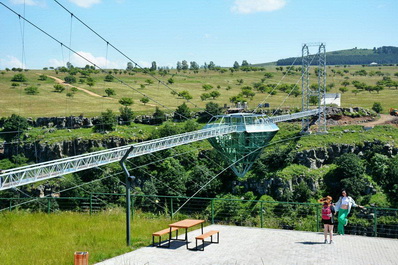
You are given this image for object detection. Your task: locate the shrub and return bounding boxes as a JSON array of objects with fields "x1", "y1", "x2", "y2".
[
  {"x1": 372, "y1": 102, "x2": 383, "y2": 113},
  {"x1": 94, "y1": 109, "x2": 117, "y2": 132},
  {"x1": 11, "y1": 73, "x2": 27, "y2": 82},
  {"x1": 25, "y1": 86, "x2": 39, "y2": 95},
  {"x1": 53, "y1": 84, "x2": 65, "y2": 93},
  {"x1": 64, "y1": 75, "x2": 76, "y2": 84}
]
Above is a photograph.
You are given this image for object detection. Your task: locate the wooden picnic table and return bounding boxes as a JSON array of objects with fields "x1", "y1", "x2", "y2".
[{"x1": 169, "y1": 219, "x2": 204, "y2": 249}]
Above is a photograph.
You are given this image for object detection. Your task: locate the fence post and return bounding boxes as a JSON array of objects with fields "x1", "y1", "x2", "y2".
[
  {"x1": 373, "y1": 208, "x2": 378, "y2": 237},
  {"x1": 316, "y1": 205, "x2": 320, "y2": 232},
  {"x1": 260, "y1": 201, "x2": 264, "y2": 228},
  {"x1": 9, "y1": 200, "x2": 12, "y2": 212},
  {"x1": 89, "y1": 194, "x2": 93, "y2": 215},
  {"x1": 170, "y1": 197, "x2": 174, "y2": 220},
  {"x1": 131, "y1": 195, "x2": 134, "y2": 221},
  {"x1": 47, "y1": 198, "x2": 51, "y2": 214},
  {"x1": 211, "y1": 199, "x2": 215, "y2": 224}
]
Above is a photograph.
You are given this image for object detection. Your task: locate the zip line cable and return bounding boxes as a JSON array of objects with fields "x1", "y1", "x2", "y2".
[
  {"x1": 253, "y1": 56, "x2": 299, "y2": 113},
  {"x1": 173, "y1": 133, "x2": 308, "y2": 215},
  {"x1": 271, "y1": 54, "x2": 317, "y2": 117},
  {"x1": 52, "y1": 0, "x2": 215, "y2": 120},
  {"x1": 0, "y1": 3, "x2": 192, "y2": 121}
]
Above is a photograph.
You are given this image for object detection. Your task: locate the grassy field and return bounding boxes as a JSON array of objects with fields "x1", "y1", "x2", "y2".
[
  {"x1": 0, "y1": 209, "x2": 176, "y2": 265},
  {"x1": 1, "y1": 65, "x2": 397, "y2": 118}
]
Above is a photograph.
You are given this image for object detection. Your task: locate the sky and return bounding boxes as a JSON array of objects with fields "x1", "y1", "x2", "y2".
[{"x1": 0, "y1": 0, "x2": 397, "y2": 69}]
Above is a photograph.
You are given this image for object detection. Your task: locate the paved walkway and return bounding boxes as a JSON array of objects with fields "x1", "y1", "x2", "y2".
[{"x1": 96, "y1": 225, "x2": 398, "y2": 265}]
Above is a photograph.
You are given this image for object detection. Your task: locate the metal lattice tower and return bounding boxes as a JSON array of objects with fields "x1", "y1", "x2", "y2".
[
  {"x1": 301, "y1": 43, "x2": 327, "y2": 133},
  {"x1": 317, "y1": 43, "x2": 327, "y2": 133}
]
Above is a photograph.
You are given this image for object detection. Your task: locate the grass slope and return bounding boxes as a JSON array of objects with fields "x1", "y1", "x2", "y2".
[
  {"x1": 0, "y1": 209, "x2": 172, "y2": 265},
  {"x1": 0, "y1": 65, "x2": 398, "y2": 118}
]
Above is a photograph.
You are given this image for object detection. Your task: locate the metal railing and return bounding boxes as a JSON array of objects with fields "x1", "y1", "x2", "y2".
[{"x1": 1, "y1": 194, "x2": 397, "y2": 239}]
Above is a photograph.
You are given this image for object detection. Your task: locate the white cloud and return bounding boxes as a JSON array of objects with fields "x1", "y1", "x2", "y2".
[
  {"x1": 70, "y1": 51, "x2": 121, "y2": 69},
  {"x1": 0, "y1": 56, "x2": 25, "y2": 69},
  {"x1": 48, "y1": 58, "x2": 64, "y2": 68},
  {"x1": 10, "y1": 0, "x2": 40, "y2": 6},
  {"x1": 68, "y1": 0, "x2": 101, "y2": 8},
  {"x1": 231, "y1": 0, "x2": 286, "y2": 14},
  {"x1": 137, "y1": 61, "x2": 151, "y2": 68}
]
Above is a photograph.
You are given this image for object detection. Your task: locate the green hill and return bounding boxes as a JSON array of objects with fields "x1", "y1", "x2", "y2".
[{"x1": 275, "y1": 46, "x2": 398, "y2": 66}]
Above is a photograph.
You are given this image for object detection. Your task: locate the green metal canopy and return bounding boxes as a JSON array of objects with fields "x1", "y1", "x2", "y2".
[{"x1": 204, "y1": 113, "x2": 279, "y2": 178}]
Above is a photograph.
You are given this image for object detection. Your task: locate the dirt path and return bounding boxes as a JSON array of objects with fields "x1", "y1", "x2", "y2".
[
  {"x1": 47, "y1": 75, "x2": 113, "y2": 99},
  {"x1": 362, "y1": 114, "x2": 396, "y2": 127}
]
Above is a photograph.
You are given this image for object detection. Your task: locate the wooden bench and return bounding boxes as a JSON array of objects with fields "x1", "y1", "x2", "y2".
[
  {"x1": 152, "y1": 227, "x2": 179, "y2": 247},
  {"x1": 195, "y1": 230, "x2": 219, "y2": 251}
]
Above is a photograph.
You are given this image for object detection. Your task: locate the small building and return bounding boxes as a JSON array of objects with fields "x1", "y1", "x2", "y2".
[
  {"x1": 323, "y1": 93, "x2": 341, "y2": 106},
  {"x1": 370, "y1": 62, "x2": 378, "y2": 66}
]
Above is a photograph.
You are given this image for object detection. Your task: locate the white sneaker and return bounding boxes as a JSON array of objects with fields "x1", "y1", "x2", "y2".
[{"x1": 330, "y1": 240, "x2": 334, "y2": 244}]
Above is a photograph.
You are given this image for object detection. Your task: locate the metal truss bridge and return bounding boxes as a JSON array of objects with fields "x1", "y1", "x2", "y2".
[{"x1": 0, "y1": 109, "x2": 321, "y2": 191}]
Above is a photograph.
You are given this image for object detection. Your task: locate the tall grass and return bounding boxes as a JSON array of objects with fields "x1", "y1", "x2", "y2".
[{"x1": 0, "y1": 209, "x2": 170, "y2": 265}]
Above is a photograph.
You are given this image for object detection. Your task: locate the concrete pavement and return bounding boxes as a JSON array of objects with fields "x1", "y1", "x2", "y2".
[{"x1": 96, "y1": 225, "x2": 398, "y2": 265}]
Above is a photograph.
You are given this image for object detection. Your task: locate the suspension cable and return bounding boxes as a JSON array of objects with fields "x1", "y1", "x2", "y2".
[
  {"x1": 52, "y1": 0, "x2": 214, "y2": 120},
  {"x1": 0, "y1": 2, "x2": 192, "y2": 121},
  {"x1": 270, "y1": 54, "x2": 317, "y2": 117},
  {"x1": 253, "y1": 56, "x2": 299, "y2": 113}
]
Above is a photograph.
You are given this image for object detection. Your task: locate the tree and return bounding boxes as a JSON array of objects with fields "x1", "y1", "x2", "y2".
[
  {"x1": 150, "y1": 61, "x2": 157, "y2": 71},
  {"x1": 241, "y1": 60, "x2": 249, "y2": 67},
  {"x1": 352, "y1": 89, "x2": 359, "y2": 96},
  {"x1": 189, "y1": 61, "x2": 199, "y2": 71},
  {"x1": 156, "y1": 158, "x2": 187, "y2": 196},
  {"x1": 202, "y1": 84, "x2": 213, "y2": 91},
  {"x1": 140, "y1": 97, "x2": 149, "y2": 105},
  {"x1": 71, "y1": 87, "x2": 78, "y2": 93},
  {"x1": 229, "y1": 94, "x2": 245, "y2": 104},
  {"x1": 54, "y1": 84, "x2": 65, "y2": 93},
  {"x1": 241, "y1": 86, "x2": 255, "y2": 99},
  {"x1": 233, "y1": 61, "x2": 240, "y2": 70},
  {"x1": 200, "y1": 93, "x2": 211, "y2": 101},
  {"x1": 38, "y1": 74, "x2": 47, "y2": 81},
  {"x1": 335, "y1": 153, "x2": 365, "y2": 179},
  {"x1": 263, "y1": 72, "x2": 273, "y2": 79},
  {"x1": 174, "y1": 102, "x2": 191, "y2": 120},
  {"x1": 11, "y1": 74, "x2": 27, "y2": 82},
  {"x1": 126, "y1": 62, "x2": 134, "y2": 70},
  {"x1": 119, "y1": 106, "x2": 134, "y2": 125},
  {"x1": 2, "y1": 114, "x2": 29, "y2": 140},
  {"x1": 208, "y1": 61, "x2": 216, "y2": 70},
  {"x1": 104, "y1": 74, "x2": 114, "y2": 82},
  {"x1": 339, "y1": 87, "x2": 348, "y2": 93},
  {"x1": 105, "y1": 88, "x2": 116, "y2": 97},
  {"x1": 209, "y1": 90, "x2": 221, "y2": 99},
  {"x1": 372, "y1": 102, "x2": 383, "y2": 113},
  {"x1": 176, "y1": 61, "x2": 182, "y2": 72},
  {"x1": 25, "y1": 86, "x2": 39, "y2": 95},
  {"x1": 309, "y1": 95, "x2": 318, "y2": 106},
  {"x1": 177, "y1": 90, "x2": 192, "y2": 101},
  {"x1": 181, "y1": 60, "x2": 188, "y2": 70},
  {"x1": 145, "y1": 79, "x2": 154, "y2": 85},
  {"x1": 94, "y1": 109, "x2": 117, "y2": 132},
  {"x1": 199, "y1": 102, "x2": 222, "y2": 122},
  {"x1": 341, "y1": 80, "x2": 350, "y2": 87},
  {"x1": 64, "y1": 75, "x2": 76, "y2": 84},
  {"x1": 167, "y1": 78, "x2": 174, "y2": 84},
  {"x1": 152, "y1": 107, "x2": 166, "y2": 125},
  {"x1": 119, "y1": 97, "x2": 133, "y2": 106}
]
